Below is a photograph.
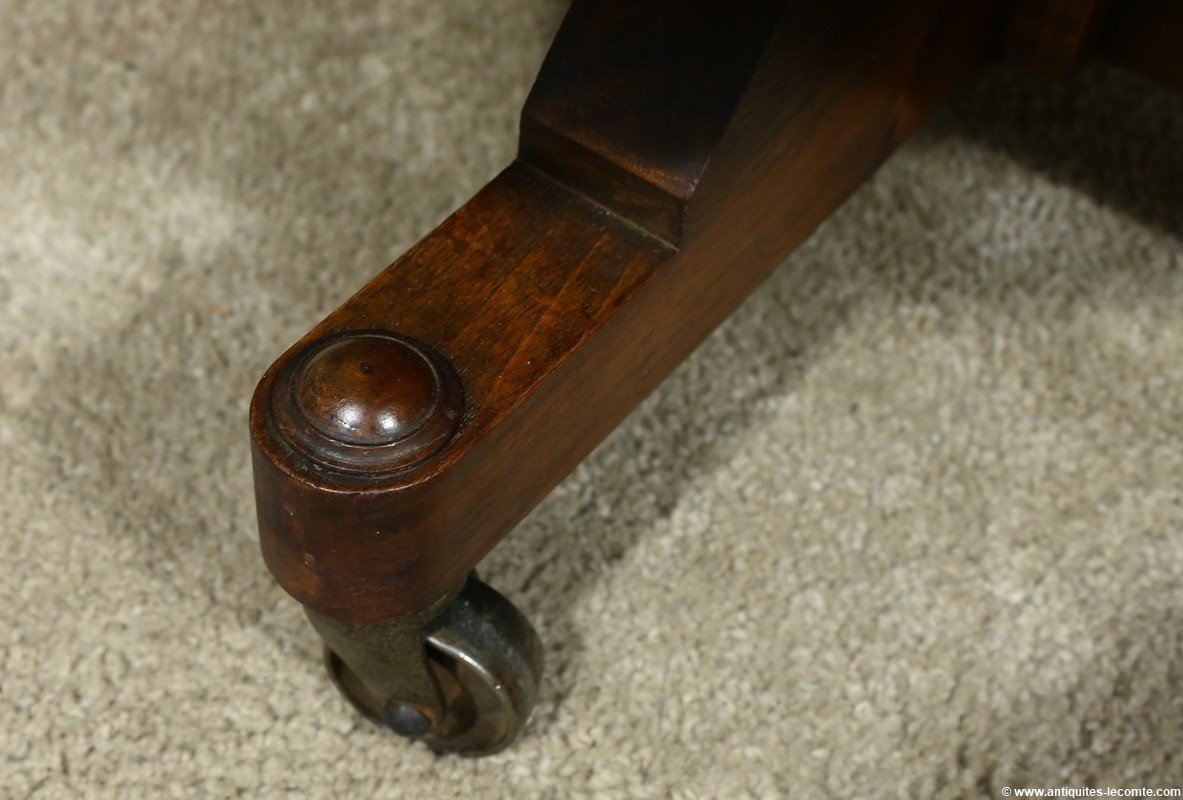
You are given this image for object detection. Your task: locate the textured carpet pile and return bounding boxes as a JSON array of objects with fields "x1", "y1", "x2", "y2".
[{"x1": 2, "y1": 1, "x2": 1182, "y2": 797}]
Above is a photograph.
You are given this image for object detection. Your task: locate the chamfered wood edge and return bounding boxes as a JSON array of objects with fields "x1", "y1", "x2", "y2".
[{"x1": 251, "y1": 0, "x2": 1004, "y2": 623}]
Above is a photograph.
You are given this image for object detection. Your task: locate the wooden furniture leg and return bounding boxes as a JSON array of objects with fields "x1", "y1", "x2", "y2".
[{"x1": 248, "y1": 0, "x2": 1180, "y2": 754}]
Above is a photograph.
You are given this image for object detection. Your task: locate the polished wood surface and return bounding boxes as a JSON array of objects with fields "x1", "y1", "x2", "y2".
[
  {"x1": 519, "y1": 0, "x2": 785, "y2": 243},
  {"x1": 273, "y1": 331, "x2": 465, "y2": 473},
  {"x1": 295, "y1": 336, "x2": 444, "y2": 448},
  {"x1": 251, "y1": 0, "x2": 1002, "y2": 624},
  {"x1": 252, "y1": 0, "x2": 1183, "y2": 626}
]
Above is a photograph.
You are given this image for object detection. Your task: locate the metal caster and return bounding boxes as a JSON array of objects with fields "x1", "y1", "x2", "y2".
[{"x1": 309, "y1": 575, "x2": 542, "y2": 756}]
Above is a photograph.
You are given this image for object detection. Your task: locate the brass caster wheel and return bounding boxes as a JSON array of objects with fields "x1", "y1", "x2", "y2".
[{"x1": 324, "y1": 576, "x2": 543, "y2": 756}]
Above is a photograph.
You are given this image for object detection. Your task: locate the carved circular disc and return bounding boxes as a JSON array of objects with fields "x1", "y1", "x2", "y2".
[
  {"x1": 296, "y1": 336, "x2": 439, "y2": 446},
  {"x1": 273, "y1": 331, "x2": 463, "y2": 473}
]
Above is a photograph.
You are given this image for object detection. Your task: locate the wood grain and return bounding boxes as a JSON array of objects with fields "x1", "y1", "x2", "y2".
[{"x1": 251, "y1": 0, "x2": 1002, "y2": 623}]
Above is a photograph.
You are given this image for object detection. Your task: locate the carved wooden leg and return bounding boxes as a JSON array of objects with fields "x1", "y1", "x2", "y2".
[{"x1": 250, "y1": 0, "x2": 1007, "y2": 753}]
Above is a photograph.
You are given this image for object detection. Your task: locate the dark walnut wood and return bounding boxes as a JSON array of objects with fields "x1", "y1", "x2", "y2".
[
  {"x1": 269, "y1": 331, "x2": 463, "y2": 474},
  {"x1": 296, "y1": 335, "x2": 443, "y2": 448},
  {"x1": 250, "y1": 0, "x2": 1183, "y2": 627},
  {"x1": 251, "y1": 0, "x2": 1002, "y2": 624}
]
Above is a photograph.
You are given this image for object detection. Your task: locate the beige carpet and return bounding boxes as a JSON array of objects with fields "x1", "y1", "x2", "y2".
[{"x1": 3, "y1": 1, "x2": 1183, "y2": 797}]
